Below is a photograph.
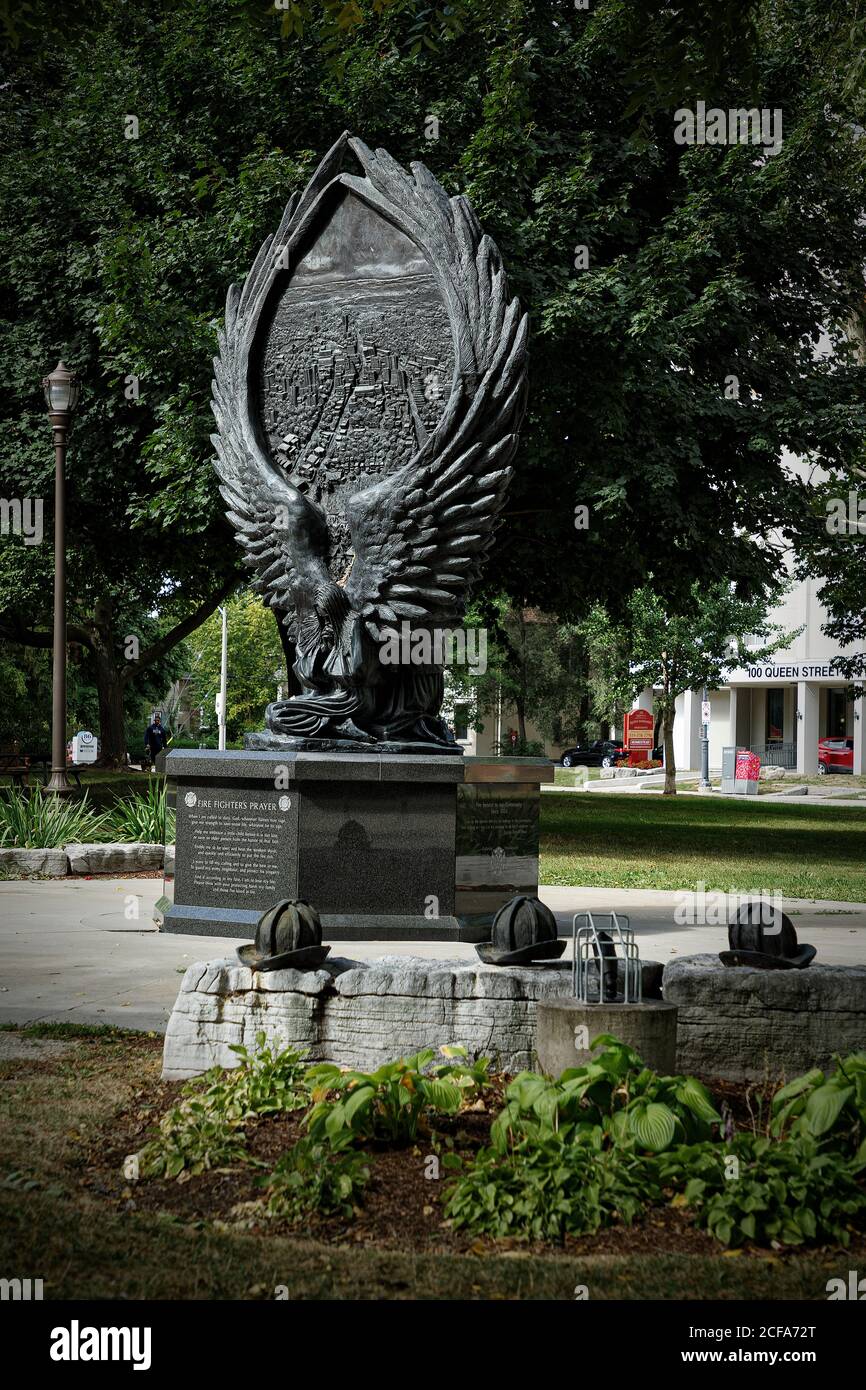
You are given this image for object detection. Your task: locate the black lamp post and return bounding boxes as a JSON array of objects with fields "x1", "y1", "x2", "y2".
[{"x1": 42, "y1": 361, "x2": 80, "y2": 794}]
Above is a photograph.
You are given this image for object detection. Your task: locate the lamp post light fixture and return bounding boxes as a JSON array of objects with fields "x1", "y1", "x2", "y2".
[
  {"x1": 699, "y1": 682, "x2": 711, "y2": 790},
  {"x1": 42, "y1": 361, "x2": 80, "y2": 794}
]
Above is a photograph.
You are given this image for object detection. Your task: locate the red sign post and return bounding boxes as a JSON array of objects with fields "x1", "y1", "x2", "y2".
[{"x1": 624, "y1": 708, "x2": 655, "y2": 766}]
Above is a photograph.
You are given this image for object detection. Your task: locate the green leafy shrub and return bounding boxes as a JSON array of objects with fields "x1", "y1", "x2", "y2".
[
  {"x1": 444, "y1": 1135, "x2": 660, "y2": 1241},
  {"x1": 492, "y1": 1035, "x2": 720, "y2": 1153},
  {"x1": 134, "y1": 1034, "x2": 308, "y2": 1179},
  {"x1": 306, "y1": 1045, "x2": 486, "y2": 1146},
  {"x1": 137, "y1": 1098, "x2": 249, "y2": 1178},
  {"x1": 770, "y1": 1053, "x2": 866, "y2": 1161},
  {"x1": 261, "y1": 1138, "x2": 371, "y2": 1221},
  {"x1": 660, "y1": 1134, "x2": 866, "y2": 1248},
  {"x1": 0, "y1": 786, "x2": 112, "y2": 848},
  {"x1": 107, "y1": 779, "x2": 175, "y2": 843},
  {"x1": 216, "y1": 1036, "x2": 310, "y2": 1117}
]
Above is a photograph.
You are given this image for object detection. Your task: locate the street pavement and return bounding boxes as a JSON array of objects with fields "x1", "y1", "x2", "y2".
[{"x1": 1, "y1": 878, "x2": 864, "y2": 1034}]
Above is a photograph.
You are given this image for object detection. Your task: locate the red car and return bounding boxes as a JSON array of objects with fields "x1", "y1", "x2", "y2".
[{"x1": 818, "y1": 737, "x2": 854, "y2": 774}]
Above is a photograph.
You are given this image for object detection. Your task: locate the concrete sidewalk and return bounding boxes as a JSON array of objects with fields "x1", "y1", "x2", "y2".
[{"x1": 1, "y1": 878, "x2": 865, "y2": 1034}]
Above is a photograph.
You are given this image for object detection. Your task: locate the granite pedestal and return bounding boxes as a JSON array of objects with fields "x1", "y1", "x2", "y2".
[
  {"x1": 160, "y1": 749, "x2": 554, "y2": 944},
  {"x1": 455, "y1": 756, "x2": 554, "y2": 934},
  {"x1": 159, "y1": 748, "x2": 467, "y2": 940}
]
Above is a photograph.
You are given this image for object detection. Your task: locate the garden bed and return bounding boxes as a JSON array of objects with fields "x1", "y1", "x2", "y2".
[{"x1": 2, "y1": 1025, "x2": 865, "y2": 1300}]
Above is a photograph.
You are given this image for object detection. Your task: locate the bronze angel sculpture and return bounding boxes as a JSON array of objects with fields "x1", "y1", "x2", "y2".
[{"x1": 211, "y1": 133, "x2": 528, "y2": 751}]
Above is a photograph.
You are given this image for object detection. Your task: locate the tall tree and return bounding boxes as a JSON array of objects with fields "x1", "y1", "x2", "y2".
[{"x1": 1, "y1": 0, "x2": 864, "y2": 765}]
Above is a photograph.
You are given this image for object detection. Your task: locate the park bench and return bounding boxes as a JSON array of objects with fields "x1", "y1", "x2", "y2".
[
  {"x1": 0, "y1": 742, "x2": 32, "y2": 787},
  {"x1": 0, "y1": 747, "x2": 84, "y2": 790}
]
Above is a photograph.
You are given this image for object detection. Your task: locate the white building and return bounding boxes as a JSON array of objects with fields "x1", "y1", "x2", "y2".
[
  {"x1": 648, "y1": 574, "x2": 864, "y2": 776},
  {"x1": 635, "y1": 449, "x2": 864, "y2": 776}
]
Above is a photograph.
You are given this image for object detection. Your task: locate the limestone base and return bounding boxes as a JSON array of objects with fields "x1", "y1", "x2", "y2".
[
  {"x1": 162, "y1": 955, "x2": 659, "y2": 1080},
  {"x1": 663, "y1": 954, "x2": 866, "y2": 1081},
  {"x1": 0, "y1": 847, "x2": 66, "y2": 877}
]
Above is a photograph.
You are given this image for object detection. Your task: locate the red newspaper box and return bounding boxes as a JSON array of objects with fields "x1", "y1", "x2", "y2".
[
  {"x1": 735, "y1": 749, "x2": 761, "y2": 782},
  {"x1": 625, "y1": 709, "x2": 655, "y2": 766}
]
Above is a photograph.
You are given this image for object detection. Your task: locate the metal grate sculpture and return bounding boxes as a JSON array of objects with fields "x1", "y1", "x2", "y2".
[{"x1": 572, "y1": 912, "x2": 643, "y2": 1004}]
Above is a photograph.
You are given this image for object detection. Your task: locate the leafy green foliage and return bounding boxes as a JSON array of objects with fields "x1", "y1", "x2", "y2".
[
  {"x1": 186, "y1": 589, "x2": 287, "y2": 743},
  {"x1": 136, "y1": 1099, "x2": 249, "y2": 1180},
  {"x1": 3, "y1": 0, "x2": 866, "y2": 767},
  {"x1": 135, "y1": 1034, "x2": 308, "y2": 1179},
  {"x1": 261, "y1": 1138, "x2": 371, "y2": 1222},
  {"x1": 306, "y1": 1045, "x2": 488, "y2": 1145},
  {"x1": 770, "y1": 1053, "x2": 866, "y2": 1162},
  {"x1": 220, "y1": 1036, "x2": 310, "y2": 1118},
  {"x1": 444, "y1": 1135, "x2": 660, "y2": 1242},
  {"x1": 0, "y1": 786, "x2": 112, "y2": 848},
  {"x1": 660, "y1": 1135, "x2": 866, "y2": 1248},
  {"x1": 491, "y1": 1035, "x2": 720, "y2": 1153},
  {"x1": 106, "y1": 778, "x2": 175, "y2": 844}
]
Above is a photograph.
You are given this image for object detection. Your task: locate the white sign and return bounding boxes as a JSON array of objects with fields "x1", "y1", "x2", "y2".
[
  {"x1": 72, "y1": 731, "x2": 98, "y2": 765},
  {"x1": 743, "y1": 664, "x2": 842, "y2": 681},
  {"x1": 701, "y1": 701, "x2": 711, "y2": 726}
]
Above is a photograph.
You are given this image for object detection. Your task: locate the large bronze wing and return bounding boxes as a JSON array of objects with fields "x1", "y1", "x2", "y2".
[
  {"x1": 342, "y1": 142, "x2": 528, "y2": 631},
  {"x1": 211, "y1": 289, "x2": 332, "y2": 637}
]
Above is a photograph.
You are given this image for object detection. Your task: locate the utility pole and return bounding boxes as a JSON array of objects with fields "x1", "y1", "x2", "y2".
[{"x1": 217, "y1": 605, "x2": 228, "y2": 752}]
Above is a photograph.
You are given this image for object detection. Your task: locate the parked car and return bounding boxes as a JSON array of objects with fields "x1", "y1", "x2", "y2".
[
  {"x1": 559, "y1": 739, "x2": 624, "y2": 769},
  {"x1": 818, "y1": 737, "x2": 854, "y2": 774}
]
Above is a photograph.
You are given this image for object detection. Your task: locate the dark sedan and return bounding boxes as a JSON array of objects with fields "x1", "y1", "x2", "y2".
[{"x1": 559, "y1": 739, "x2": 624, "y2": 769}]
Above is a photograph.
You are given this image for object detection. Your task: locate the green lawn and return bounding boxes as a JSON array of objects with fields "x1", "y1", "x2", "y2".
[{"x1": 540, "y1": 791, "x2": 866, "y2": 901}]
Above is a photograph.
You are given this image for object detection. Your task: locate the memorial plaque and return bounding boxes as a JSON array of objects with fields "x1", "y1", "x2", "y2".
[
  {"x1": 174, "y1": 785, "x2": 297, "y2": 910},
  {"x1": 160, "y1": 749, "x2": 468, "y2": 940},
  {"x1": 455, "y1": 758, "x2": 554, "y2": 929}
]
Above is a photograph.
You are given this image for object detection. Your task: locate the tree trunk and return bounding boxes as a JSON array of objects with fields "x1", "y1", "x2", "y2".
[
  {"x1": 516, "y1": 697, "x2": 527, "y2": 746},
  {"x1": 90, "y1": 600, "x2": 128, "y2": 767},
  {"x1": 94, "y1": 651, "x2": 129, "y2": 767},
  {"x1": 662, "y1": 706, "x2": 677, "y2": 795}
]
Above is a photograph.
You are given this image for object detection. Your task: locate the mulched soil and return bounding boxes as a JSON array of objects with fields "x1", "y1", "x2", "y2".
[{"x1": 79, "y1": 1065, "x2": 866, "y2": 1265}]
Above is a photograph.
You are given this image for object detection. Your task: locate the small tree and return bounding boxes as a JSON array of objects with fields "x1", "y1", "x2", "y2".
[
  {"x1": 443, "y1": 600, "x2": 592, "y2": 752},
  {"x1": 582, "y1": 582, "x2": 792, "y2": 795},
  {"x1": 186, "y1": 590, "x2": 286, "y2": 744}
]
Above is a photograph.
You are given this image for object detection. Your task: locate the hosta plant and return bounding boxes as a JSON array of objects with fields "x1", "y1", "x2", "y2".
[
  {"x1": 306, "y1": 1045, "x2": 487, "y2": 1146},
  {"x1": 444, "y1": 1134, "x2": 660, "y2": 1242},
  {"x1": 132, "y1": 1035, "x2": 308, "y2": 1179},
  {"x1": 659, "y1": 1134, "x2": 866, "y2": 1248},
  {"x1": 770, "y1": 1053, "x2": 866, "y2": 1161},
  {"x1": 137, "y1": 1099, "x2": 249, "y2": 1179},
  {"x1": 261, "y1": 1138, "x2": 371, "y2": 1221},
  {"x1": 491, "y1": 1035, "x2": 720, "y2": 1154}
]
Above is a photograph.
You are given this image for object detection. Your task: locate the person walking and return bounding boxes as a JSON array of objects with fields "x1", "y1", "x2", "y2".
[{"x1": 143, "y1": 712, "x2": 170, "y2": 771}]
